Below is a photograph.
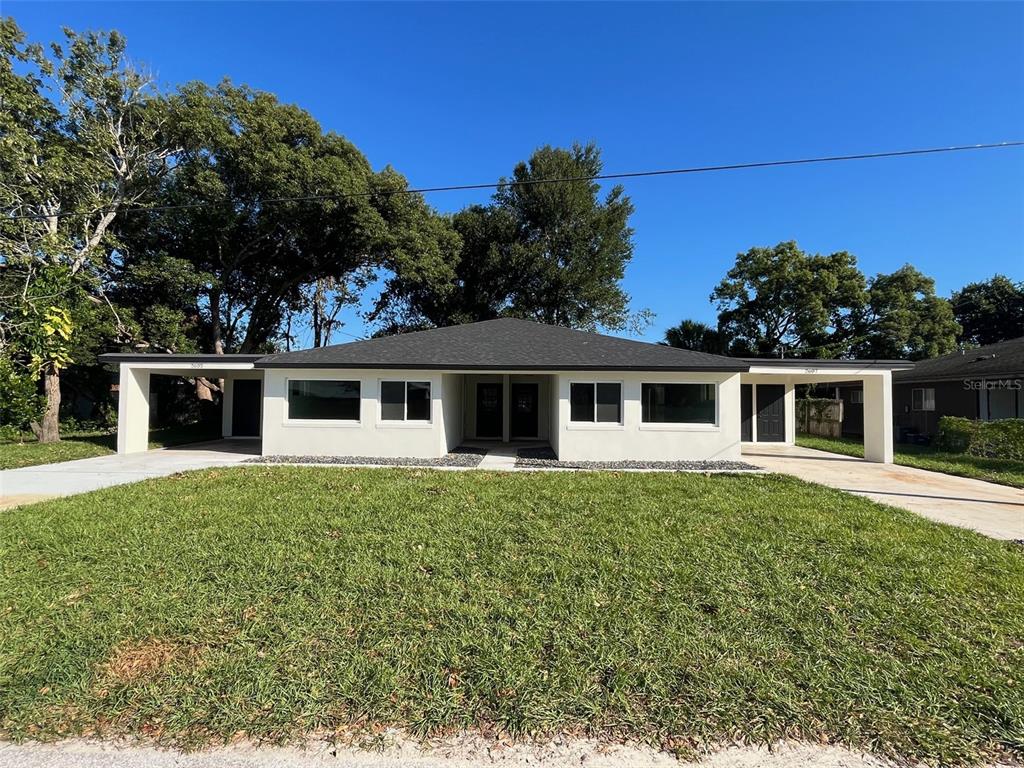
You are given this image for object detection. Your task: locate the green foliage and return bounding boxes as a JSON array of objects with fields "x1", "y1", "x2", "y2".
[
  {"x1": 114, "y1": 80, "x2": 459, "y2": 352},
  {"x1": 376, "y1": 143, "x2": 642, "y2": 334},
  {"x1": 1, "y1": 468, "x2": 1022, "y2": 764},
  {"x1": 935, "y1": 416, "x2": 1024, "y2": 461},
  {"x1": 0, "y1": 354, "x2": 43, "y2": 439},
  {"x1": 662, "y1": 319, "x2": 728, "y2": 354},
  {"x1": 712, "y1": 241, "x2": 865, "y2": 357},
  {"x1": 851, "y1": 265, "x2": 959, "y2": 360},
  {"x1": 952, "y1": 275, "x2": 1024, "y2": 346}
]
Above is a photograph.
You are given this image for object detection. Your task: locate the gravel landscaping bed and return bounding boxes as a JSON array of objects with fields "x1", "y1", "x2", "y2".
[
  {"x1": 247, "y1": 446, "x2": 487, "y2": 468},
  {"x1": 516, "y1": 445, "x2": 760, "y2": 472}
]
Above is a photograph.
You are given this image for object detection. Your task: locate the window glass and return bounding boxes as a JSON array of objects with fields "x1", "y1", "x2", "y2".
[
  {"x1": 287, "y1": 380, "x2": 360, "y2": 420},
  {"x1": 406, "y1": 381, "x2": 431, "y2": 421},
  {"x1": 641, "y1": 383, "x2": 716, "y2": 424},
  {"x1": 912, "y1": 388, "x2": 935, "y2": 412},
  {"x1": 595, "y1": 383, "x2": 621, "y2": 423},
  {"x1": 850, "y1": 390, "x2": 863, "y2": 405},
  {"x1": 570, "y1": 383, "x2": 595, "y2": 422},
  {"x1": 988, "y1": 387, "x2": 1015, "y2": 420},
  {"x1": 380, "y1": 381, "x2": 406, "y2": 421}
]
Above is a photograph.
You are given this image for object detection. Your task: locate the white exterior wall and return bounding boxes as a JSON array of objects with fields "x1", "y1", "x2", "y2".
[
  {"x1": 441, "y1": 374, "x2": 464, "y2": 451},
  {"x1": 117, "y1": 366, "x2": 151, "y2": 454},
  {"x1": 261, "y1": 369, "x2": 449, "y2": 459},
  {"x1": 553, "y1": 371, "x2": 742, "y2": 462}
]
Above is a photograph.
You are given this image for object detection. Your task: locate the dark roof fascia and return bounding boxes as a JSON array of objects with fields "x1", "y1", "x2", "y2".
[
  {"x1": 253, "y1": 361, "x2": 751, "y2": 372},
  {"x1": 742, "y1": 358, "x2": 913, "y2": 370},
  {"x1": 98, "y1": 353, "x2": 264, "y2": 364},
  {"x1": 894, "y1": 370, "x2": 1023, "y2": 384}
]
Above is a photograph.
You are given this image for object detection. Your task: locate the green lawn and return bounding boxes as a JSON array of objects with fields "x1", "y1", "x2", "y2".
[
  {"x1": 0, "y1": 423, "x2": 223, "y2": 470},
  {"x1": 795, "y1": 434, "x2": 1024, "y2": 489},
  {"x1": 1, "y1": 468, "x2": 1021, "y2": 764}
]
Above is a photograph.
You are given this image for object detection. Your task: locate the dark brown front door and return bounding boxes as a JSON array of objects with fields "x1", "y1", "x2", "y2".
[
  {"x1": 510, "y1": 382, "x2": 539, "y2": 438},
  {"x1": 231, "y1": 379, "x2": 262, "y2": 437},
  {"x1": 476, "y1": 382, "x2": 503, "y2": 438},
  {"x1": 740, "y1": 384, "x2": 753, "y2": 442},
  {"x1": 756, "y1": 384, "x2": 785, "y2": 442}
]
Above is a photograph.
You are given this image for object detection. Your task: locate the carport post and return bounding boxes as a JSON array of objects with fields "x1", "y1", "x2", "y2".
[
  {"x1": 862, "y1": 371, "x2": 894, "y2": 464},
  {"x1": 116, "y1": 365, "x2": 151, "y2": 455}
]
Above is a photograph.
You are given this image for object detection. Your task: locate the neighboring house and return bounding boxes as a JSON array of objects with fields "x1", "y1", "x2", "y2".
[
  {"x1": 100, "y1": 318, "x2": 910, "y2": 463},
  {"x1": 893, "y1": 336, "x2": 1024, "y2": 438},
  {"x1": 826, "y1": 336, "x2": 1024, "y2": 441}
]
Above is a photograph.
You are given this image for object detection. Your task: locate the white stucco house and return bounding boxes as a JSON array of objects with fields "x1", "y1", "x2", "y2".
[{"x1": 101, "y1": 318, "x2": 910, "y2": 463}]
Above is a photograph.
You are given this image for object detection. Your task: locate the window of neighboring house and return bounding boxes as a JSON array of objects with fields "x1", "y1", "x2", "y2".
[
  {"x1": 849, "y1": 389, "x2": 864, "y2": 405},
  {"x1": 911, "y1": 387, "x2": 935, "y2": 412},
  {"x1": 641, "y1": 383, "x2": 717, "y2": 424},
  {"x1": 287, "y1": 380, "x2": 360, "y2": 421},
  {"x1": 569, "y1": 382, "x2": 621, "y2": 423},
  {"x1": 987, "y1": 386, "x2": 1017, "y2": 420},
  {"x1": 380, "y1": 380, "x2": 431, "y2": 422}
]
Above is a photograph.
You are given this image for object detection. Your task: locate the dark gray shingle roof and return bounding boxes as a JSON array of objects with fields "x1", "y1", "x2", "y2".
[
  {"x1": 255, "y1": 318, "x2": 749, "y2": 371},
  {"x1": 894, "y1": 337, "x2": 1024, "y2": 382}
]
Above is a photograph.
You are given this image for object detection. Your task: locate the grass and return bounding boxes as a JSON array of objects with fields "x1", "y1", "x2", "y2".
[
  {"x1": 0, "y1": 423, "x2": 223, "y2": 470},
  {"x1": 1, "y1": 468, "x2": 1021, "y2": 764},
  {"x1": 796, "y1": 434, "x2": 1024, "y2": 489}
]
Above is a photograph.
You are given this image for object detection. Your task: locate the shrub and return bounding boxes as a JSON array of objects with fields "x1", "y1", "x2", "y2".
[{"x1": 935, "y1": 416, "x2": 1024, "y2": 461}]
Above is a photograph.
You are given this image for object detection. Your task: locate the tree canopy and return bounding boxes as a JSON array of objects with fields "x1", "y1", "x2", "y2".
[
  {"x1": 711, "y1": 241, "x2": 865, "y2": 357},
  {"x1": 374, "y1": 143, "x2": 642, "y2": 334},
  {"x1": 952, "y1": 275, "x2": 1024, "y2": 347}
]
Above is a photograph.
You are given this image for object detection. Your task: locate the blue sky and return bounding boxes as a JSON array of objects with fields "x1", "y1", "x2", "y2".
[{"x1": 8, "y1": 1, "x2": 1023, "y2": 344}]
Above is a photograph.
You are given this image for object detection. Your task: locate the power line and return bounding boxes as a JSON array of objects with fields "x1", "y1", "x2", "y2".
[{"x1": 4, "y1": 141, "x2": 1022, "y2": 223}]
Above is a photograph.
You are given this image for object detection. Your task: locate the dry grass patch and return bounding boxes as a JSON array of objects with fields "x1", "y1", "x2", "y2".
[{"x1": 100, "y1": 640, "x2": 179, "y2": 685}]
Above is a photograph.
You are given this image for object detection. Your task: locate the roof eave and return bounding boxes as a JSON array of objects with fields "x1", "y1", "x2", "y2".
[{"x1": 253, "y1": 361, "x2": 751, "y2": 372}]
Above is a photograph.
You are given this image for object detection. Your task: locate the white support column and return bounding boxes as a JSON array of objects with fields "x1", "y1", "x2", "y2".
[
  {"x1": 784, "y1": 380, "x2": 796, "y2": 444},
  {"x1": 863, "y1": 371, "x2": 894, "y2": 463},
  {"x1": 116, "y1": 365, "x2": 150, "y2": 455}
]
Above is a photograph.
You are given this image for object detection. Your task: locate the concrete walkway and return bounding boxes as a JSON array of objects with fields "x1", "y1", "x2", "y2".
[
  {"x1": 742, "y1": 444, "x2": 1024, "y2": 540},
  {"x1": 0, "y1": 440, "x2": 257, "y2": 509}
]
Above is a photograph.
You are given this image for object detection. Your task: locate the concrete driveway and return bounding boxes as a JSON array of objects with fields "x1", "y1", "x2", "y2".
[
  {"x1": 0, "y1": 440, "x2": 257, "y2": 509},
  {"x1": 742, "y1": 444, "x2": 1024, "y2": 540}
]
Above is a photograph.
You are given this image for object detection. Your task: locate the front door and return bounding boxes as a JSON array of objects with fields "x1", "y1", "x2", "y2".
[
  {"x1": 476, "y1": 382, "x2": 503, "y2": 438},
  {"x1": 510, "y1": 382, "x2": 539, "y2": 439},
  {"x1": 231, "y1": 379, "x2": 262, "y2": 437},
  {"x1": 756, "y1": 384, "x2": 785, "y2": 442},
  {"x1": 740, "y1": 384, "x2": 753, "y2": 442}
]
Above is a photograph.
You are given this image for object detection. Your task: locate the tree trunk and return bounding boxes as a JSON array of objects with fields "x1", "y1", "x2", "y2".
[{"x1": 36, "y1": 366, "x2": 62, "y2": 443}]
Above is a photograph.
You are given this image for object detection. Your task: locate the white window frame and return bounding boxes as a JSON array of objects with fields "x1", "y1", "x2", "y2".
[
  {"x1": 912, "y1": 387, "x2": 935, "y2": 412},
  {"x1": 284, "y1": 377, "x2": 362, "y2": 427},
  {"x1": 378, "y1": 379, "x2": 433, "y2": 426},
  {"x1": 638, "y1": 381, "x2": 721, "y2": 431},
  {"x1": 567, "y1": 380, "x2": 624, "y2": 429}
]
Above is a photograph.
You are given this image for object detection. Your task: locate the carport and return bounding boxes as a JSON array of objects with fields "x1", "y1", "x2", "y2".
[
  {"x1": 739, "y1": 359, "x2": 913, "y2": 463},
  {"x1": 101, "y1": 354, "x2": 265, "y2": 454}
]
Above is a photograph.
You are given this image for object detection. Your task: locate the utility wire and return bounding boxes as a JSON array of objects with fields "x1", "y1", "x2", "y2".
[{"x1": 5, "y1": 141, "x2": 1022, "y2": 222}]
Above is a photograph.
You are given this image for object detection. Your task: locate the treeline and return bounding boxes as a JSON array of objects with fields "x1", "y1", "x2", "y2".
[
  {"x1": 0, "y1": 21, "x2": 639, "y2": 441},
  {"x1": 664, "y1": 243, "x2": 1023, "y2": 359}
]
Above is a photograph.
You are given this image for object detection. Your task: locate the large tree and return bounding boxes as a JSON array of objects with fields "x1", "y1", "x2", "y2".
[
  {"x1": 850, "y1": 265, "x2": 959, "y2": 360},
  {"x1": 0, "y1": 20, "x2": 169, "y2": 441},
  {"x1": 712, "y1": 241, "x2": 866, "y2": 357},
  {"x1": 951, "y1": 274, "x2": 1024, "y2": 346},
  {"x1": 662, "y1": 319, "x2": 728, "y2": 354},
  {"x1": 117, "y1": 81, "x2": 459, "y2": 355},
  {"x1": 374, "y1": 143, "x2": 642, "y2": 333}
]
